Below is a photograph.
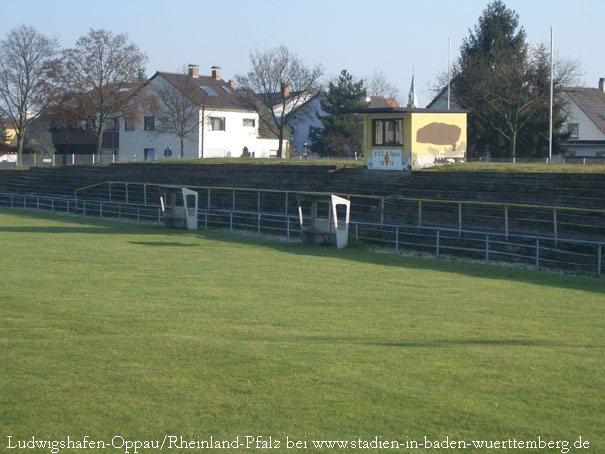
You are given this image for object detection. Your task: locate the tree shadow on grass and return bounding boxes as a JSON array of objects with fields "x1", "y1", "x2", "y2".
[
  {"x1": 193, "y1": 228, "x2": 605, "y2": 296},
  {"x1": 3, "y1": 208, "x2": 604, "y2": 295}
]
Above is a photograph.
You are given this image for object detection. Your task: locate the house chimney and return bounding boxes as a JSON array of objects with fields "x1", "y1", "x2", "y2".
[
  {"x1": 212, "y1": 66, "x2": 221, "y2": 80},
  {"x1": 599, "y1": 78, "x2": 605, "y2": 92},
  {"x1": 188, "y1": 64, "x2": 199, "y2": 78},
  {"x1": 281, "y1": 83, "x2": 290, "y2": 98},
  {"x1": 229, "y1": 80, "x2": 235, "y2": 89}
]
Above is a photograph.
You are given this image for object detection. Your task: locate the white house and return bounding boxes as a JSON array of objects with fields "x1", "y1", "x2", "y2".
[
  {"x1": 560, "y1": 79, "x2": 605, "y2": 158},
  {"x1": 118, "y1": 66, "x2": 286, "y2": 161}
]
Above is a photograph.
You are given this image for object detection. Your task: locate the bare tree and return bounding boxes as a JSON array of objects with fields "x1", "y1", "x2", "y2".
[
  {"x1": 364, "y1": 71, "x2": 402, "y2": 105},
  {"x1": 0, "y1": 25, "x2": 58, "y2": 166},
  {"x1": 465, "y1": 44, "x2": 579, "y2": 159},
  {"x1": 152, "y1": 74, "x2": 200, "y2": 159},
  {"x1": 236, "y1": 45, "x2": 323, "y2": 158},
  {"x1": 58, "y1": 29, "x2": 147, "y2": 163}
]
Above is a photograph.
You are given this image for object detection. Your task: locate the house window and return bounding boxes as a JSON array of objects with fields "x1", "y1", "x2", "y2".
[
  {"x1": 124, "y1": 116, "x2": 135, "y2": 131},
  {"x1": 568, "y1": 123, "x2": 579, "y2": 139},
  {"x1": 144, "y1": 116, "x2": 155, "y2": 131},
  {"x1": 144, "y1": 148, "x2": 155, "y2": 161},
  {"x1": 208, "y1": 117, "x2": 225, "y2": 131},
  {"x1": 373, "y1": 119, "x2": 403, "y2": 145},
  {"x1": 243, "y1": 118, "x2": 255, "y2": 127}
]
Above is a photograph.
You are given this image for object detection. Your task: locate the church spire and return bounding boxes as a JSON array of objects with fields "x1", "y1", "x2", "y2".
[{"x1": 407, "y1": 68, "x2": 418, "y2": 108}]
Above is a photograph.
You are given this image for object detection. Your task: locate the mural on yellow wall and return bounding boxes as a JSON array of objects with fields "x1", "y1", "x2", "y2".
[
  {"x1": 410, "y1": 113, "x2": 467, "y2": 168},
  {"x1": 416, "y1": 122, "x2": 461, "y2": 150}
]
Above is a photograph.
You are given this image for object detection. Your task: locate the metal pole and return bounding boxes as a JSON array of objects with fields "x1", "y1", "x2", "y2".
[
  {"x1": 230, "y1": 212, "x2": 233, "y2": 231},
  {"x1": 257, "y1": 191, "x2": 261, "y2": 213},
  {"x1": 536, "y1": 238, "x2": 540, "y2": 269},
  {"x1": 83, "y1": 201, "x2": 86, "y2": 216},
  {"x1": 158, "y1": 207, "x2": 161, "y2": 224},
  {"x1": 486, "y1": 235, "x2": 489, "y2": 263},
  {"x1": 380, "y1": 197, "x2": 384, "y2": 228},
  {"x1": 144, "y1": 185, "x2": 147, "y2": 205},
  {"x1": 597, "y1": 245, "x2": 602, "y2": 277},
  {"x1": 418, "y1": 201, "x2": 422, "y2": 228},
  {"x1": 436, "y1": 229, "x2": 440, "y2": 258},
  {"x1": 505, "y1": 206, "x2": 509, "y2": 241},
  {"x1": 458, "y1": 203, "x2": 462, "y2": 237},
  {"x1": 109, "y1": 182, "x2": 112, "y2": 202},
  {"x1": 125, "y1": 184, "x2": 129, "y2": 204},
  {"x1": 447, "y1": 36, "x2": 451, "y2": 110},
  {"x1": 257, "y1": 213, "x2": 261, "y2": 233},
  {"x1": 285, "y1": 192, "x2": 288, "y2": 214},
  {"x1": 287, "y1": 217, "x2": 290, "y2": 239},
  {"x1": 100, "y1": 202, "x2": 103, "y2": 218},
  {"x1": 207, "y1": 189, "x2": 211, "y2": 209},
  {"x1": 36, "y1": 197, "x2": 39, "y2": 210},
  {"x1": 553, "y1": 209, "x2": 558, "y2": 244},
  {"x1": 395, "y1": 226, "x2": 399, "y2": 254},
  {"x1": 232, "y1": 190, "x2": 236, "y2": 212},
  {"x1": 548, "y1": 27, "x2": 554, "y2": 164}
]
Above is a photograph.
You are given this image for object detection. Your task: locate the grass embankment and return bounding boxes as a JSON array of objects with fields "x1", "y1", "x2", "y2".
[
  {"x1": 120, "y1": 157, "x2": 365, "y2": 168},
  {"x1": 426, "y1": 162, "x2": 605, "y2": 173},
  {"x1": 1, "y1": 209, "x2": 603, "y2": 452}
]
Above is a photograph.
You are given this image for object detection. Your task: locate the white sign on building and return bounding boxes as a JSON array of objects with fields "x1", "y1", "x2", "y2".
[{"x1": 368, "y1": 149, "x2": 406, "y2": 170}]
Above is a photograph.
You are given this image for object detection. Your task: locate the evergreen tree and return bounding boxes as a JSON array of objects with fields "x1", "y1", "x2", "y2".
[
  {"x1": 309, "y1": 70, "x2": 366, "y2": 158},
  {"x1": 452, "y1": 1, "x2": 577, "y2": 159}
]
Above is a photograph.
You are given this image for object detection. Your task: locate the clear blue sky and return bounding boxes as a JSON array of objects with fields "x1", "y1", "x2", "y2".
[{"x1": 2, "y1": 0, "x2": 602, "y2": 107}]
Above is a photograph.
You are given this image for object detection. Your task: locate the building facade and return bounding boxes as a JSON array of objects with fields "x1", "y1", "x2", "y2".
[{"x1": 119, "y1": 66, "x2": 285, "y2": 162}]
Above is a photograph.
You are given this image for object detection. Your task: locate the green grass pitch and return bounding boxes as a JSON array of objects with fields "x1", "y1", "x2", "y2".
[{"x1": 1, "y1": 209, "x2": 603, "y2": 453}]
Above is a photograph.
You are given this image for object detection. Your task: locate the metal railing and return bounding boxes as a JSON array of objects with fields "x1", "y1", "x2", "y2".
[
  {"x1": 1, "y1": 191, "x2": 603, "y2": 276},
  {"x1": 74, "y1": 181, "x2": 605, "y2": 243}
]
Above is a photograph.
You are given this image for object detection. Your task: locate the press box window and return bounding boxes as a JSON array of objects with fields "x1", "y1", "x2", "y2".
[
  {"x1": 243, "y1": 118, "x2": 255, "y2": 127},
  {"x1": 208, "y1": 117, "x2": 225, "y2": 131},
  {"x1": 373, "y1": 119, "x2": 403, "y2": 145}
]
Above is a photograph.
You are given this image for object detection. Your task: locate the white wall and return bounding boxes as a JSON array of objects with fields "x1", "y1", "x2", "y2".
[
  {"x1": 201, "y1": 109, "x2": 266, "y2": 158},
  {"x1": 119, "y1": 79, "x2": 199, "y2": 161}
]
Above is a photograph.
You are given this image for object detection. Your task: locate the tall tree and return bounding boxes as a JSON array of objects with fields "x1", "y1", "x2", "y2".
[
  {"x1": 0, "y1": 25, "x2": 58, "y2": 166},
  {"x1": 309, "y1": 70, "x2": 366, "y2": 158},
  {"x1": 58, "y1": 29, "x2": 147, "y2": 163},
  {"x1": 453, "y1": 0, "x2": 527, "y2": 158},
  {"x1": 453, "y1": 1, "x2": 578, "y2": 159},
  {"x1": 236, "y1": 45, "x2": 323, "y2": 158}
]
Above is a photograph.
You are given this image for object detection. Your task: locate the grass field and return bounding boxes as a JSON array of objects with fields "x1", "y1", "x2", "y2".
[{"x1": 1, "y1": 209, "x2": 603, "y2": 453}]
